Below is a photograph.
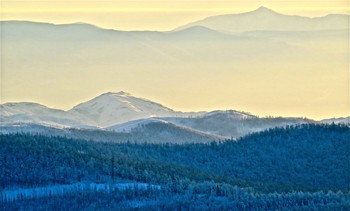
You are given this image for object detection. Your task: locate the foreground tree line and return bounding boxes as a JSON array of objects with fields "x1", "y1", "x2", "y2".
[
  {"x1": 2, "y1": 182, "x2": 349, "y2": 210},
  {"x1": 0, "y1": 123, "x2": 349, "y2": 209}
]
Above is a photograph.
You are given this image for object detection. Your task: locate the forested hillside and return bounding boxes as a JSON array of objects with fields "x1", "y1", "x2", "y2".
[
  {"x1": 162, "y1": 115, "x2": 314, "y2": 138},
  {"x1": 0, "y1": 122, "x2": 220, "y2": 144},
  {"x1": 124, "y1": 123, "x2": 350, "y2": 190},
  {"x1": 1, "y1": 123, "x2": 349, "y2": 210}
]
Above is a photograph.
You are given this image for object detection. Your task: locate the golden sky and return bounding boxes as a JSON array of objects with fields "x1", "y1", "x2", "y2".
[
  {"x1": 2, "y1": 0, "x2": 349, "y2": 31},
  {"x1": 1, "y1": 1, "x2": 349, "y2": 120}
]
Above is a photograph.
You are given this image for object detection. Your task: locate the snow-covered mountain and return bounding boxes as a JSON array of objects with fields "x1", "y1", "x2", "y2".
[
  {"x1": 321, "y1": 117, "x2": 350, "y2": 124},
  {"x1": 0, "y1": 92, "x2": 345, "y2": 141},
  {"x1": 0, "y1": 102, "x2": 84, "y2": 127},
  {"x1": 0, "y1": 92, "x2": 202, "y2": 128},
  {"x1": 175, "y1": 6, "x2": 349, "y2": 33},
  {"x1": 68, "y1": 91, "x2": 198, "y2": 127}
]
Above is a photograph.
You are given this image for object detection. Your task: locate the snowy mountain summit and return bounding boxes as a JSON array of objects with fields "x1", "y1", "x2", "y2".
[{"x1": 68, "y1": 91, "x2": 178, "y2": 127}]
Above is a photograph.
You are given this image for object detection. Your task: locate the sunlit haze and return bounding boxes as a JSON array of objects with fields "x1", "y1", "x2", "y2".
[
  {"x1": 1, "y1": 0, "x2": 349, "y2": 120},
  {"x1": 2, "y1": 1, "x2": 349, "y2": 31}
]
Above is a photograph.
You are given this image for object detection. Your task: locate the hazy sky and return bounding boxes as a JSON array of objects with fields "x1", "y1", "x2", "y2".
[
  {"x1": 2, "y1": 0, "x2": 349, "y2": 31},
  {"x1": 1, "y1": 0, "x2": 349, "y2": 120}
]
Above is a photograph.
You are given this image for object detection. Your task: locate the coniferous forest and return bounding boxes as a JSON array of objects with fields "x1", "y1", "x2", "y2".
[{"x1": 1, "y1": 123, "x2": 349, "y2": 210}]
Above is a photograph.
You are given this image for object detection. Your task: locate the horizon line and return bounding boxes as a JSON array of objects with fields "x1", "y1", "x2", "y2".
[{"x1": 2, "y1": 6, "x2": 349, "y2": 32}]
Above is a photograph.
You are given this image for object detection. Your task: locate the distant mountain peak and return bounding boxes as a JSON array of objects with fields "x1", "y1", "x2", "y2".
[
  {"x1": 181, "y1": 25, "x2": 215, "y2": 32},
  {"x1": 116, "y1": 91, "x2": 130, "y2": 95},
  {"x1": 174, "y1": 6, "x2": 348, "y2": 32},
  {"x1": 248, "y1": 6, "x2": 280, "y2": 16},
  {"x1": 69, "y1": 91, "x2": 176, "y2": 127},
  {"x1": 203, "y1": 110, "x2": 256, "y2": 119},
  {"x1": 255, "y1": 6, "x2": 275, "y2": 13},
  {"x1": 171, "y1": 25, "x2": 230, "y2": 38},
  {"x1": 104, "y1": 91, "x2": 131, "y2": 96}
]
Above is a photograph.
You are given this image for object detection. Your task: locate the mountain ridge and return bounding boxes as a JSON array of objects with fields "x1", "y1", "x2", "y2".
[
  {"x1": 1, "y1": 91, "x2": 348, "y2": 142},
  {"x1": 1, "y1": 91, "x2": 348, "y2": 126},
  {"x1": 3, "y1": 7, "x2": 348, "y2": 33},
  {"x1": 174, "y1": 6, "x2": 349, "y2": 33}
]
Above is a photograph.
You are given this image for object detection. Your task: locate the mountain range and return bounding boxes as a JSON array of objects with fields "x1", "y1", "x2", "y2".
[
  {"x1": 1, "y1": 91, "x2": 348, "y2": 143},
  {"x1": 1, "y1": 91, "x2": 203, "y2": 128},
  {"x1": 175, "y1": 6, "x2": 349, "y2": 33},
  {"x1": 1, "y1": 7, "x2": 348, "y2": 120},
  {"x1": 1, "y1": 7, "x2": 349, "y2": 143}
]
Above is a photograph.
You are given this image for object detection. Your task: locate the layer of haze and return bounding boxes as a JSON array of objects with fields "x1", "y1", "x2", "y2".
[
  {"x1": 1, "y1": 1, "x2": 349, "y2": 120},
  {"x1": 2, "y1": 1, "x2": 349, "y2": 31}
]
